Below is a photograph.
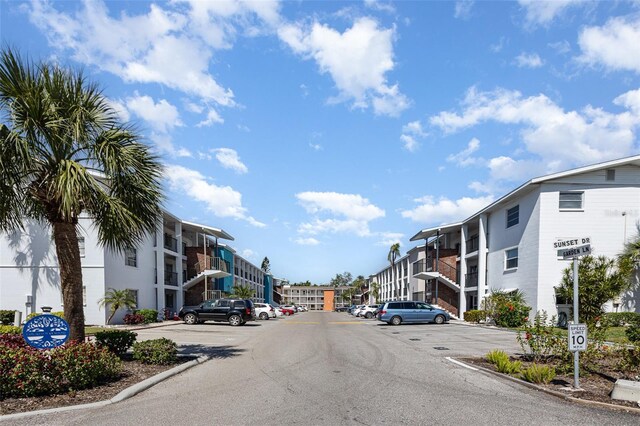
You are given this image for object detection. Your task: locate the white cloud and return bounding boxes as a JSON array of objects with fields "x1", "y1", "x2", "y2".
[
  {"x1": 364, "y1": 0, "x2": 396, "y2": 14},
  {"x1": 400, "y1": 120, "x2": 427, "y2": 152},
  {"x1": 447, "y1": 138, "x2": 482, "y2": 167},
  {"x1": 375, "y1": 232, "x2": 404, "y2": 246},
  {"x1": 25, "y1": 0, "x2": 280, "y2": 109},
  {"x1": 454, "y1": 1, "x2": 475, "y2": 20},
  {"x1": 278, "y1": 17, "x2": 409, "y2": 116},
  {"x1": 518, "y1": 0, "x2": 583, "y2": 27},
  {"x1": 164, "y1": 164, "x2": 264, "y2": 227},
  {"x1": 515, "y1": 52, "x2": 544, "y2": 68},
  {"x1": 430, "y1": 86, "x2": 640, "y2": 173},
  {"x1": 126, "y1": 94, "x2": 183, "y2": 133},
  {"x1": 214, "y1": 148, "x2": 248, "y2": 174},
  {"x1": 197, "y1": 109, "x2": 225, "y2": 127},
  {"x1": 240, "y1": 248, "x2": 257, "y2": 260},
  {"x1": 578, "y1": 15, "x2": 640, "y2": 74},
  {"x1": 296, "y1": 191, "x2": 385, "y2": 237},
  {"x1": 401, "y1": 195, "x2": 494, "y2": 224},
  {"x1": 294, "y1": 237, "x2": 320, "y2": 246},
  {"x1": 309, "y1": 143, "x2": 323, "y2": 151},
  {"x1": 549, "y1": 40, "x2": 571, "y2": 55}
]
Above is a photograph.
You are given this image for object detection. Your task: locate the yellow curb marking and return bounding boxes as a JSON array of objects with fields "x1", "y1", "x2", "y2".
[
  {"x1": 328, "y1": 322, "x2": 365, "y2": 325},
  {"x1": 284, "y1": 321, "x2": 320, "y2": 324}
]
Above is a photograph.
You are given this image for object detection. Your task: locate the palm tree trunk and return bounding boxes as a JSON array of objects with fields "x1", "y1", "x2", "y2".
[{"x1": 53, "y1": 221, "x2": 85, "y2": 342}]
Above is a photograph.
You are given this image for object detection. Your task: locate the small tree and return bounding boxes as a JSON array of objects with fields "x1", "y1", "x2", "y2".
[
  {"x1": 556, "y1": 255, "x2": 633, "y2": 325},
  {"x1": 371, "y1": 282, "x2": 380, "y2": 304},
  {"x1": 231, "y1": 285, "x2": 255, "y2": 299},
  {"x1": 99, "y1": 289, "x2": 137, "y2": 324},
  {"x1": 388, "y1": 243, "x2": 401, "y2": 297}
]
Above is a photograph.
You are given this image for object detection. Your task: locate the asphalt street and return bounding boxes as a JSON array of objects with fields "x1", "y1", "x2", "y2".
[{"x1": 3, "y1": 312, "x2": 639, "y2": 425}]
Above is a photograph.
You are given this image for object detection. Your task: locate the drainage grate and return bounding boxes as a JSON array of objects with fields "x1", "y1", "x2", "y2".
[
  {"x1": 433, "y1": 346, "x2": 450, "y2": 350},
  {"x1": 409, "y1": 338, "x2": 421, "y2": 341}
]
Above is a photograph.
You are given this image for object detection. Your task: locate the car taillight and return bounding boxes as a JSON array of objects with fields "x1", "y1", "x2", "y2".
[
  {"x1": 270, "y1": 307, "x2": 274, "y2": 311},
  {"x1": 379, "y1": 310, "x2": 386, "y2": 315},
  {"x1": 246, "y1": 308, "x2": 251, "y2": 315}
]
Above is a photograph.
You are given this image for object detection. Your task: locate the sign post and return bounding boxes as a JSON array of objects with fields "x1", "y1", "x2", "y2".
[{"x1": 554, "y1": 237, "x2": 591, "y2": 389}]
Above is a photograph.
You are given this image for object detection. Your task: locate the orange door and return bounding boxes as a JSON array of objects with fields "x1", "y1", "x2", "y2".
[{"x1": 323, "y1": 290, "x2": 335, "y2": 311}]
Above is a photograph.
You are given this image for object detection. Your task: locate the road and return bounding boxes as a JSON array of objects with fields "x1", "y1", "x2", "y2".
[{"x1": 4, "y1": 312, "x2": 638, "y2": 425}]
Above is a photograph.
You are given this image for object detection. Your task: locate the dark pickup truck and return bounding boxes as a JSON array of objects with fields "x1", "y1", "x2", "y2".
[{"x1": 178, "y1": 298, "x2": 256, "y2": 326}]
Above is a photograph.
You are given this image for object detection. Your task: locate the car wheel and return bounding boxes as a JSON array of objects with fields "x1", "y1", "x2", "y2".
[
  {"x1": 434, "y1": 315, "x2": 446, "y2": 325},
  {"x1": 365, "y1": 312, "x2": 373, "y2": 319},
  {"x1": 228, "y1": 314, "x2": 242, "y2": 326},
  {"x1": 259, "y1": 312, "x2": 269, "y2": 320},
  {"x1": 183, "y1": 313, "x2": 198, "y2": 325},
  {"x1": 390, "y1": 316, "x2": 402, "y2": 326}
]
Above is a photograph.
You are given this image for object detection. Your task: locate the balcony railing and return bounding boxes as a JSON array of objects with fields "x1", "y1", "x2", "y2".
[
  {"x1": 182, "y1": 242, "x2": 187, "y2": 255},
  {"x1": 465, "y1": 272, "x2": 478, "y2": 287},
  {"x1": 165, "y1": 271, "x2": 178, "y2": 286},
  {"x1": 465, "y1": 235, "x2": 479, "y2": 253},
  {"x1": 412, "y1": 258, "x2": 458, "y2": 284},
  {"x1": 164, "y1": 234, "x2": 178, "y2": 252},
  {"x1": 193, "y1": 256, "x2": 230, "y2": 276}
]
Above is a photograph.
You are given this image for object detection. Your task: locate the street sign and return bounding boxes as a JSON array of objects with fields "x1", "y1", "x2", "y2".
[
  {"x1": 559, "y1": 244, "x2": 591, "y2": 260},
  {"x1": 22, "y1": 314, "x2": 70, "y2": 349},
  {"x1": 553, "y1": 237, "x2": 590, "y2": 250},
  {"x1": 568, "y1": 323, "x2": 587, "y2": 352}
]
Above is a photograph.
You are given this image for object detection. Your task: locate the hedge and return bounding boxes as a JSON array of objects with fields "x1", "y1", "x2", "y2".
[
  {"x1": 464, "y1": 310, "x2": 486, "y2": 323},
  {"x1": 602, "y1": 312, "x2": 640, "y2": 327},
  {"x1": 132, "y1": 338, "x2": 177, "y2": 365},
  {"x1": 0, "y1": 310, "x2": 16, "y2": 325},
  {"x1": 94, "y1": 330, "x2": 137, "y2": 357},
  {"x1": 136, "y1": 309, "x2": 158, "y2": 324}
]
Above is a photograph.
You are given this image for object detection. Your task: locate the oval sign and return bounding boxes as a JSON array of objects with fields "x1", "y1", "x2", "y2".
[{"x1": 22, "y1": 314, "x2": 70, "y2": 349}]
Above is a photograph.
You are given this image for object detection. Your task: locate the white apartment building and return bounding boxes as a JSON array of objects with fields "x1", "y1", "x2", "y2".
[
  {"x1": 282, "y1": 285, "x2": 351, "y2": 311},
  {"x1": 0, "y1": 210, "x2": 237, "y2": 325},
  {"x1": 408, "y1": 155, "x2": 640, "y2": 319},
  {"x1": 368, "y1": 246, "x2": 425, "y2": 303}
]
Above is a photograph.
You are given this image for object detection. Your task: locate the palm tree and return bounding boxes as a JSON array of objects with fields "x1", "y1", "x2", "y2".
[
  {"x1": 371, "y1": 282, "x2": 380, "y2": 304},
  {"x1": 99, "y1": 288, "x2": 137, "y2": 324},
  {"x1": 0, "y1": 49, "x2": 163, "y2": 342},
  {"x1": 388, "y1": 243, "x2": 401, "y2": 299},
  {"x1": 232, "y1": 285, "x2": 255, "y2": 299},
  {"x1": 261, "y1": 256, "x2": 271, "y2": 274}
]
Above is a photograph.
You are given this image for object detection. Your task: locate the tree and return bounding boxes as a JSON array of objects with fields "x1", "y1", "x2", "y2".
[
  {"x1": 261, "y1": 256, "x2": 271, "y2": 274},
  {"x1": 232, "y1": 285, "x2": 255, "y2": 299},
  {"x1": 556, "y1": 255, "x2": 633, "y2": 325},
  {"x1": 371, "y1": 282, "x2": 380, "y2": 304},
  {"x1": 98, "y1": 288, "x2": 137, "y2": 324},
  {"x1": 619, "y1": 224, "x2": 640, "y2": 283},
  {"x1": 330, "y1": 272, "x2": 352, "y2": 308},
  {"x1": 0, "y1": 49, "x2": 164, "y2": 342},
  {"x1": 388, "y1": 243, "x2": 401, "y2": 298}
]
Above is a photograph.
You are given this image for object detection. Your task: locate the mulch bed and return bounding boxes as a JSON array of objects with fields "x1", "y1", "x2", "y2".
[
  {"x1": 461, "y1": 356, "x2": 640, "y2": 410},
  {"x1": 0, "y1": 356, "x2": 190, "y2": 416}
]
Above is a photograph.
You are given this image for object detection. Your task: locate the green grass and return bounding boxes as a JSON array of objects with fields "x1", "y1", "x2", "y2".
[
  {"x1": 84, "y1": 326, "x2": 105, "y2": 335},
  {"x1": 512, "y1": 326, "x2": 629, "y2": 344}
]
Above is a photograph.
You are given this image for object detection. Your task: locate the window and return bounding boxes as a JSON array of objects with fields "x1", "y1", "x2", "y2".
[
  {"x1": 606, "y1": 169, "x2": 615, "y2": 181},
  {"x1": 506, "y1": 205, "x2": 519, "y2": 228},
  {"x1": 78, "y1": 237, "x2": 85, "y2": 258},
  {"x1": 217, "y1": 300, "x2": 230, "y2": 308},
  {"x1": 83, "y1": 286, "x2": 87, "y2": 306},
  {"x1": 127, "y1": 289, "x2": 138, "y2": 308},
  {"x1": 559, "y1": 192, "x2": 584, "y2": 210},
  {"x1": 125, "y1": 247, "x2": 137, "y2": 267},
  {"x1": 505, "y1": 248, "x2": 518, "y2": 270}
]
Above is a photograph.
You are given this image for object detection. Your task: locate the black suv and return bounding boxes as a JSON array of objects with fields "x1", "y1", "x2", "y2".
[{"x1": 179, "y1": 299, "x2": 256, "y2": 326}]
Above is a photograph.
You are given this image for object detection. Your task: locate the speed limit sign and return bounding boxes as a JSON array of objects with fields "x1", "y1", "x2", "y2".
[{"x1": 568, "y1": 324, "x2": 587, "y2": 352}]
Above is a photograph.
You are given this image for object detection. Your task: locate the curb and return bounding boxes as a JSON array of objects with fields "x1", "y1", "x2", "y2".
[
  {"x1": 0, "y1": 355, "x2": 209, "y2": 421},
  {"x1": 450, "y1": 357, "x2": 640, "y2": 415}
]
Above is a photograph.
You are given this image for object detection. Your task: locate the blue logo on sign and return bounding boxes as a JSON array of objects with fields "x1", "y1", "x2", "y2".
[{"x1": 22, "y1": 314, "x2": 70, "y2": 349}]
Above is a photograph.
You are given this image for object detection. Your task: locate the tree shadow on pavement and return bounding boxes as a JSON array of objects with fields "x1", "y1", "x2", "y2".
[{"x1": 179, "y1": 344, "x2": 246, "y2": 359}]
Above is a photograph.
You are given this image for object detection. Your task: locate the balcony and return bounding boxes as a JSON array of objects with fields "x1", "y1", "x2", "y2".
[
  {"x1": 164, "y1": 234, "x2": 178, "y2": 252},
  {"x1": 412, "y1": 258, "x2": 458, "y2": 284},
  {"x1": 192, "y1": 256, "x2": 230, "y2": 278},
  {"x1": 465, "y1": 272, "x2": 478, "y2": 287},
  {"x1": 465, "y1": 235, "x2": 479, "y2": 254},
  {"x1": 165, "y1": 271, "x2": 178, "y2": 286}
]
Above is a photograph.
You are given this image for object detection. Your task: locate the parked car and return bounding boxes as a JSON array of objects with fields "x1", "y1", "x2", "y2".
[
  {"x1": 280, "y1": 307, "x2": 295, "y2": 316},
  {"x1": 335, "y1": 306, "x2": 349, "y2": 312},
  {"x1": 353, "y1": 306, "x2": 366, "y2": 317},
  {"x1": 179, "y1": 299, "x2": 256, "y2": 326},
  {"x1": 359, "y1": 305, "x2": 379, "y2": 319},
  {"x1": 254, "y1": 303, "x2": 276, "y2": 320},
  {"x1": 349, "y1": 305, "x2": 364, "y2": 315},
  {"x1": 272, "y1": 305, "x2": 285, "y2": 317},
  {"x1": 377, "y1": 301, "x2": 449, "y2": 325}
]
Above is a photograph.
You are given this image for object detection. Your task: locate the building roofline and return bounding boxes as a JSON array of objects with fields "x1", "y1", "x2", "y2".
[{"x1": 181, "y1": 220, "x2": 234, "y2": 241}]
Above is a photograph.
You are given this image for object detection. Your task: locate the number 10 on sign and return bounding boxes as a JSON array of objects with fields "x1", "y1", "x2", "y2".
[{"x1": 568, "y1": 324, "x2": 587, "y2": 352}]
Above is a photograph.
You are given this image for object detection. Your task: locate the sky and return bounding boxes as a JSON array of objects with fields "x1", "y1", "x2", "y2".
[{"x1": 2, "y1": 0, "x2": 640, "y2": 284}]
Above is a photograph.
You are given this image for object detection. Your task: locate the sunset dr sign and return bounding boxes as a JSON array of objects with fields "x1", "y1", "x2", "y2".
[{"x1": 554, "y1": 236, "x2": 591, "y2": 389}]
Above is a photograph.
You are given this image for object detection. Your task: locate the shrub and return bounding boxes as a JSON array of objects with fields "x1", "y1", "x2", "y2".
[
  {"x1": 0, "y1": 333, "x2": 27, "y2": 348},
  {"x1": 516, "y1": 311, "x2": 565, "y2": 362},
  {"x1": 495, "y1": 358, "x2": 522, "y2": 375},
  {"x1": 51, "y1": 342, "x2": 122, "y2": 390},
  {"x1": 464, "y1": 310, "x2": 486, "y2": 323},
  {"x1": 132, "y1": 338, "x2": 178, "y2": 365},
  {"x1": 94, "y1": 330, "x2": 137, "y2": 357},
  {"x1": 494, "y1": 301, "x2": 530, "y2": 328},
  {"x1": 626, "y1": 316, "x2": 640, "y2": 343},
  {"x1": 0, "y1": 325, "x2": 21, "y2": 335},
  {"x1": 136, "y1": 309, "x2": 158, "y2": 324},
  {"x1": 123, "y1": 313, "x2": 145, "y2": 325},
  {"x1": 619, "y1": 344, "x2": 640, "y2": 370},
  {"x1": 486, "y1": 349, "x2": 509, "y2": 365},
  {"x1": 26, "y1": 311, "x2": 65, "y2": 321},
  {"x1": 0, "y1": 310, "x2": 16, "y2": 325},
  {"x1": 520, "y1": 364, "x2": 556, "y2": 384},
  {"x1": 602, "y1": 312, "x2": 640, "y2": 327}
]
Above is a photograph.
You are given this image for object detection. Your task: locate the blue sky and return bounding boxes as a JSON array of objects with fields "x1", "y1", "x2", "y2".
[{"x1": 2, "y1": 0, "x2": 640, "y2": 283}]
